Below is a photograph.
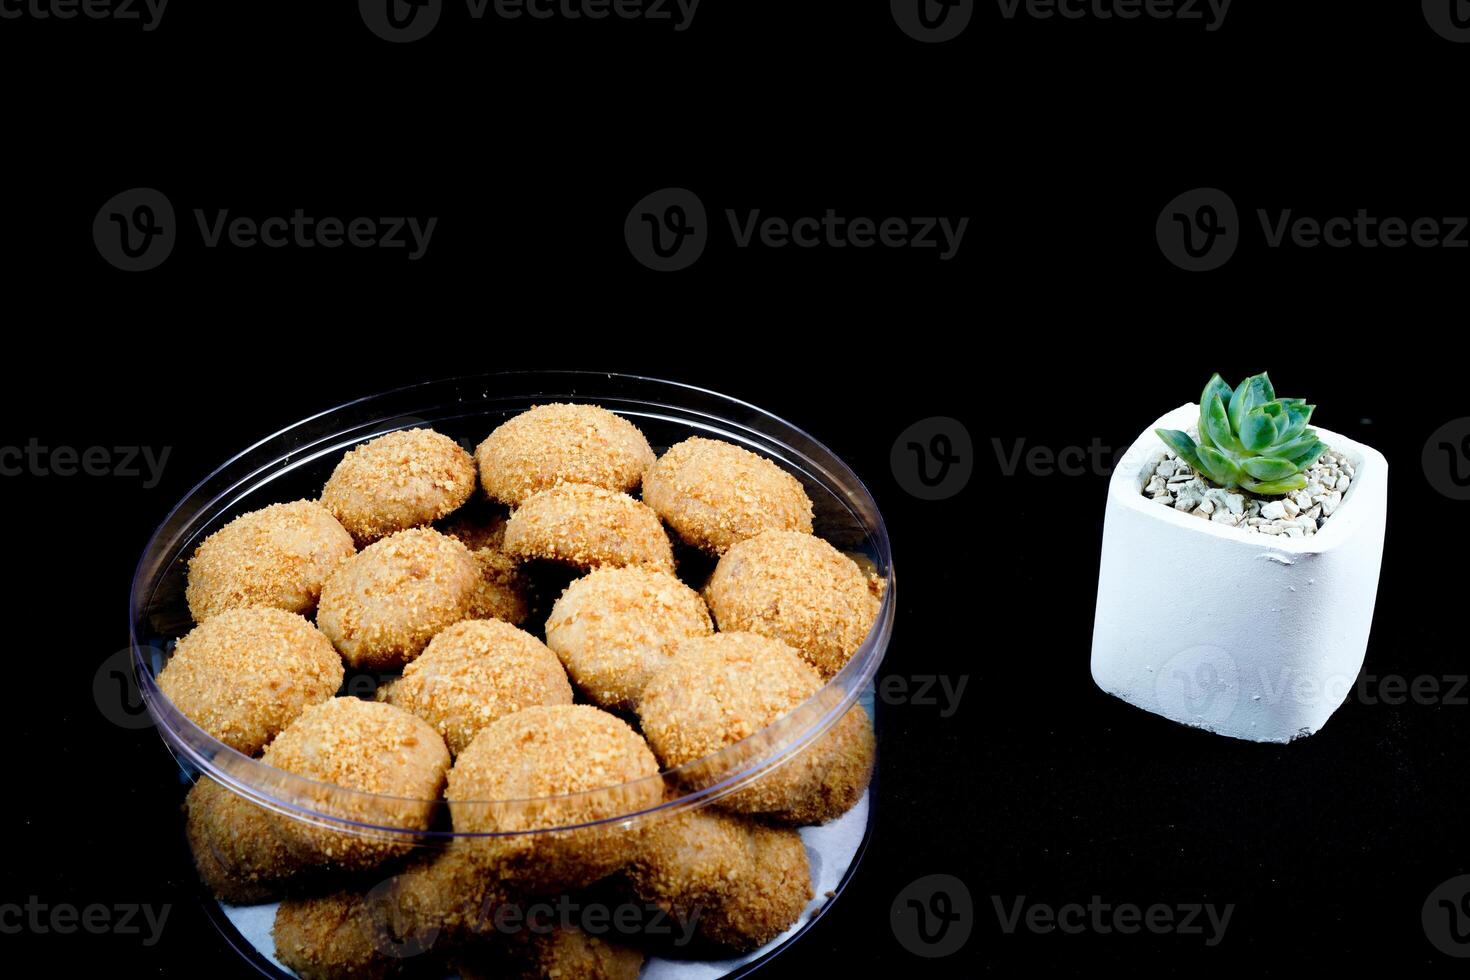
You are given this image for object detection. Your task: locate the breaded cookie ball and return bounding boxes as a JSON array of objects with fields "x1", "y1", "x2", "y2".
[
  {"x1": 638, "y1": 632, "x2": 873, "y2": 824},
  {"x1": 643, "y1": 437, "x2": 814, "y2": 554},
  {"x1": 625, "y1": 803, "x2": 756, "y2": 926},
  {"x1": 545, "y1": 566, "x2": 712, "y2": 712},
  {"x1": 705, "y1": 530, "x2": 881, "y2": 678},
  {"x1": 446, "y1": 705, "x2": 662, "y2": 893},
  {"x1": 262, "y1": 698, "x2": 451, "y2": 871},
  {"x1": 316, "y1": 528, "x2": 480, "y2": 670},
  {"x1": 503, "y1": 484, "x2": 674, "y2": 573},
  {"x1": 458, "y1": 925, "x2": 646, "y2": 980},
  {"x1": 476, "y1": 403, "x2": 655, "y2": 506},
  {"x1": 185, "y1": 775, "x2": 304, "y2": 904},
  {"x1": 272, "y1": 888, "x2": 411, "y2": 980},
  {"x1": 186, "y1": 500, "x2": 355, "y2": 622},
  {"x1": 322, "y1": 428, "x2": 477, "y2": 545},
  {"x1": 697, "y1": 823, "x2": 812, "y2": 950},
  {"x1": 159, "y1": 607, "x2": 342, "y2": 755},
  {"x1": 381, "y1": 619, "x2": 573, "y2": 756},
  {"x1": 440, "y1": 511, "x2": 531, "y2": 625}
]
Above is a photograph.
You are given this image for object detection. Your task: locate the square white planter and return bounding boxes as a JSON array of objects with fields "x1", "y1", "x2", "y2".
[{"x1": 1090, "y1": 403, "x2": 1388, "y2": 743}]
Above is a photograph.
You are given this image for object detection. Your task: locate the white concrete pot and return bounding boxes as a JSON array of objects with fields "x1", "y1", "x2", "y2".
[{"x1": 1090, "y1": 403, "x2": 1388, "y2": 743}]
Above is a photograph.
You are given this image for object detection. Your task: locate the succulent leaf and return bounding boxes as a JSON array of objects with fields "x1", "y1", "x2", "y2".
[
  {"x1": 1239, "y1": 407, "x2": 1278, "y2": 453},
  {"x1": 1201, "y1": 390, "x2": 1241, "y2": 452},
  {"x1": 1242, "y1": 456, "x2": 1300, "y2": 481},
  {"x1": 1155, "y1": 429, "x2": 1204, "y2": 471},
  {"x1": 1228, "y1": 373, "x2": 1273, "y2": 434},
  {"x1": 1241, "y1": 474, "x2": 1309, "y2": 495},
  {"x1": 1197, "y1": 445, "x2": 1244, "y2": 486},
  {"x1": 1154, "y1": 372, "x2": 1326, "y2": 498},
  {"x1": 1202, "y1": 373, "x2": 1234, "y2": 411}
]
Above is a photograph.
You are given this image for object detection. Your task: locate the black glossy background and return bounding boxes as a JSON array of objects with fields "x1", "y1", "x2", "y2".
[{"x1": 2, "y1": 1, "x2": 1468, "y2": 976}]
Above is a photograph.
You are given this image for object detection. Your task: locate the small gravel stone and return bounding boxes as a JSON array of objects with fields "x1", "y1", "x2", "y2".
[{"x1": 1141, "y1": 446, "x2": 1349, "y2": 537}]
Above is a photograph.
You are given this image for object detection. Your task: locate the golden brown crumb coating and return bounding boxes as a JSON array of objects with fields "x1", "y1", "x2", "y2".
[
  {"x1": 446, "y1": 705, "x2": 662, "y2": 893},
  {"x1": 624, "y1": 803, "x2": 756, "y2": 926},
  {"x1": 642, "y1": 437, "x2": 814, "y2": 554},
  {"x1": 456, "y1": 924, "x2": 646, "y2": 980},
  {"x1": 262, "y1": 698, "x2": 451, "y2": 871},
  {"x1": 186, "y1": 500, "x2": 356, "y2": 622},
  {"x1": 697, "y1": 823, "x2": 812, "y2": 951},
  {"x1": 475, "y1": 403, "x2": 655, "y2": 507},
  {"x1": 638, "y1": 632, "x2": 872, "y2": 824},
  {"x1": 184, "y1": 775, "x2": 306, "y2": 904},
  {"x1": 502, "y1": 484, "x2": 674, "y2": 573},
  {"x1": 316, "y1": 528, "x2": 480, "y2": 670},
  {"x1": 545, "y1": 566, "x2": 712, "y2": 712},
  {"x1": 322, "y1": 428, "x2": 477, "y2": 545},
  {"x1": 381, "y1": 619, "x2": 573, "y2": 756},
  {"x1": 438, "y1": 511, "x2": 531, "y2": 625},
  {"x1": 159, "y1": 607, "x2": 343, "y2": 755},
  {"x1": 704, "y1": 530, "x2": 881, "y2": 678}
]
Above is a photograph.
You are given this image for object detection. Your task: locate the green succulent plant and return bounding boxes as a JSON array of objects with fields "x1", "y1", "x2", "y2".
[{"x1": 1155, "y1": 372, "x2": 1325, "y2": 496}]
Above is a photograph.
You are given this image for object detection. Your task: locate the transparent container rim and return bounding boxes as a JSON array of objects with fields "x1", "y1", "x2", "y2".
[{"x1": 129, "y1": 371, "x2": 895, "y2": 838}]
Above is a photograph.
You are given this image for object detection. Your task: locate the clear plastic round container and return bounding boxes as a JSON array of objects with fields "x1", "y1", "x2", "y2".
[{"x1": 129, "y1": 372, "x2": 895, "y2": 975}]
